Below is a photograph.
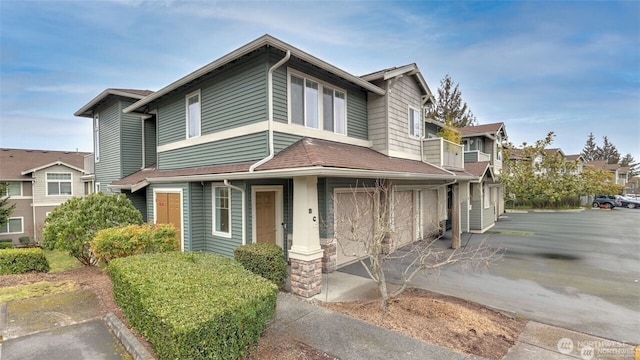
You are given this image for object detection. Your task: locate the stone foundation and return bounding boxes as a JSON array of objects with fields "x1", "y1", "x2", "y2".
[
  {"x1": 290, "y1": 257, "x2": 322, "y2": 297},
  {"x1": 321, "y1": 240, "x2": 337, "y2": 273}
]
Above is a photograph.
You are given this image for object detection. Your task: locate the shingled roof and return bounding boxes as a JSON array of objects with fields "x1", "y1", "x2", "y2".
[
  {"x1": 0, "y1": 148, "x2": 91, "y2": 180},
  {"x1": 110, "y1": 138, "x2": 474, "y2": 191},
  {"x1": 459, "y1": 122, "x2": 505, "y2": 137}
]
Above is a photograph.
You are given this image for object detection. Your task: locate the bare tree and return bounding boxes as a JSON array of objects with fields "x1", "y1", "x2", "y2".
[{"x1": 332, "y1": 180, "x2": 502, "y2": 311}]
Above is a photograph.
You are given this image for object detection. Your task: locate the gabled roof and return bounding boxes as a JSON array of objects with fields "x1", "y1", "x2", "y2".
[
  {"x1": 111, "y1": 138, "x2": 474, "y2": 191},
  {"x1": 0, "y1": 148, "x2": 90, "y2": 180},
  {"x1": 565, "y1": 154, "x2": 584, "y2": 162},
  {"x1": 360, "y1": 63, "x2": 434, "y2": 102},
  {"x1": 544, "y1": 148, "x2": 566, "y2": 157},
  {"x1": 74, "y1": 88, "x2": 154, "y2": 117},
  {"x1": 459, "y1": 122, "x2": 506, "y2": 138},
  {"x1": 123, "y1": 34, "x2": 386, "y2": 114},
  {"x1": 464, "y1": 161, "x2": 494, "y2": 181},
  {"x1": 586, "y1": 160, "x2": 622, "y2": 172}
]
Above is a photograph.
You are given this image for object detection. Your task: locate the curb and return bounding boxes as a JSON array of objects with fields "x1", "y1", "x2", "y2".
[{"x1": 105, "y1": 313, "x2": 154, "y2": 360}]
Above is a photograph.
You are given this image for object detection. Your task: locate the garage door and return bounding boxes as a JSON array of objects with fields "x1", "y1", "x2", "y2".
[
  {"x1": 421, "y1": 189, "x2": 439, "y2": 238},
  {"x1": 334, "y1": 191, "x2": 374, "y2": 267},
  {"x1": 394, "y1": 190, "x2": 415, "y2": 249}
]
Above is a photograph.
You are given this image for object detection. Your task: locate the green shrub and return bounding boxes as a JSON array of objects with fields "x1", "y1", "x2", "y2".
[
  {"x1": 0, "y1": 248, "x2": 50, "y2": 274},
  {"x1": 107, "y1": 252, "x2": 278, "y2": 360},
  {"x1": 42, "y1": 193, "x2": 143, "y2": 266},
  {"x1": 91, "y1": 223, "x2": 179, "y2": 264},
  {"x1": 0, "y1": 239, "x2": 13, "y2": 249},
  {"x1": 234, "y1": 243, "x2": 287, "y2": 289}
]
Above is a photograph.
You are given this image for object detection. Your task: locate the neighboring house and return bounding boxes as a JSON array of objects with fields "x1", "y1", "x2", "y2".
[
  {"x1": 586, "y1": 160, "x2": 629, "y2": 188},
  {"x1": 76, "y1": 34, "x2": 479, "y2": 297},
  {"x1": 0, "y1": 148, "x2": 92, "y2": 245},
  {"x1": 458, "y1": 122, "x2": 507, "y2": 233},
  {"x1": 564, "y1": 154, "x2": 585, "y2": 174}
]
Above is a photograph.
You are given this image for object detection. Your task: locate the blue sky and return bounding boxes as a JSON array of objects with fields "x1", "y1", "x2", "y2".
[{"x1": 1, "y1": 0, "x2": 639, "y2": 161}]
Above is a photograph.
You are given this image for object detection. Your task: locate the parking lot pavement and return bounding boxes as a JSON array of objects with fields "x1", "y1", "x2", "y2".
[{"x1": 341, "y1": 208, "x2": 640, "y2": 345}]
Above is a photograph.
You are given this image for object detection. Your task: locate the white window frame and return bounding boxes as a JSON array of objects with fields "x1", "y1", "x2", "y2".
[
  {"x1": 408, "y1": 106, "x2": 422, "y2": 138},
  {"x1": 0, "y1": 217, "x2": 23, "y2": 234},
  {"x1": 46, "y1": 172, "x2": 73, "y2": 196},
  {"x1": 287, "y1": 68, "x2": 348, "y2": 135},
  {"x1": 185, "y1": 90, "x2": 202, "y2": 139},
  {"x1": 93, "y1": 113, "x2": 100, "y2": 163},
  {"x1": 4, "y1": 182, "x2": 22, "y2": 197},
  {"x1": 212, "y1": 185, "x2": 232, "y2": 238}
]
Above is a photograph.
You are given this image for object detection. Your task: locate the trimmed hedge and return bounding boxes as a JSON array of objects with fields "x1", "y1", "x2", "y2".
[
  {"x1": 107, "y1": 252, "x2": 278, "y2": 360},
  {"x1": 0, "y1": 239, "x2": 13, "y2": 249},
  {"x1": 0, "y1": 248, "x2": 50, "y2": 274},
  {"x1": 91, "y1": 223, "x2": 180, "y2": 263},
  {"x1": 234, "y1": 243, "x2": 287, "y2": 289}
]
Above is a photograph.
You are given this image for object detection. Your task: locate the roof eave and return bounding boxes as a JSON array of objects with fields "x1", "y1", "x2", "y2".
[
  {"x1": 74, "y1": 89, "x2": 149, "y2": 117},
  {"x1": 123, "y1": 35, "x2": 385, "y2": 114},
  {"x1": 21, "y1": 161, "x2": 85, "y2": 175}
]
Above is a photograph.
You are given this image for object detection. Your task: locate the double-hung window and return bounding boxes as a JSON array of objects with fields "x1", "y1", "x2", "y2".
[
  {"x1": 47, "y1": 173, "x2": 72, "y2": 196},
  {"x1": 213, "y1": 186, "x2": 231, "y2": 237},
  {"x1": 186, "y1": 90, "x2": 201, "y2": 138},
  {"x1": 4, "y1": 182, "x2": 21, "y2": 196},
  {"x1": 0, "y1": 217, "x2": 23, "y2": 234},
  {"x1": 290, "y1": 72, "x2": 347, "y2": 135},
  {"x1": 409, "y1": 106, "x2": 422, "y2": 138},
  {"x1": 93, "y1": 113, "x2": 100, "y2": 162}
]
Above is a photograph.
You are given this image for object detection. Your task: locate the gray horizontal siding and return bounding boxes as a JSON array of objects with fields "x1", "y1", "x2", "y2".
[
  {"x1": 469, "y1": 200, "x2": 482, "y2": 230},
  {"x1": 121, "y1": 99, "x2": 143, "y2": 177},
  {"x1": 274, "y1": 132, "x2": 302, "y2": 153},
  {"x1": 157, "y1": 49, "x2": 268, "y2": 146},
  {"x1": 96, "y1": 100, "x2": 122, "y2": 192},
  {"x1": 158, "y1": 132, "x2": 268, "y2": 170},
  {"x1": 144, "y1": 118, "x2": 157, "y2": 167},
  {"x1": 190, "y1": 182, "x2": 206, "y2": 252},
  {"x1": 465, "y1": 152, "x2": 479, "y2": 163}
]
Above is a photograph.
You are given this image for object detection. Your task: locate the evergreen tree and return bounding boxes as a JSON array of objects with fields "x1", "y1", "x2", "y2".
[
  {"x1": 620, "y1": 153, "x2": 638, "y2": 176},
  {"x1": 427, "y1": 74, "x2": 477, "y2": 127},
  {"x1": 0, "y1": 183, "x2": 16, "y2": 227},
  {"x1": 600, "y1": 136, "x2": 620, "y2": 164},
  {"x1": 581, "y1": 132, "x2": 599, "y2": 161}
]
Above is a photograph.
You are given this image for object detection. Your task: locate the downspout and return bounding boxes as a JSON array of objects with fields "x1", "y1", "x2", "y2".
[
  {"x1": 249, "y1": 50, "x2": 291, "y2": 172},
  {"x1": 224, "y1": 180, "x2": 246, "y2": 245},
  {"x1": 32, "y1": 175, "x2": 36, "y2": 243}
]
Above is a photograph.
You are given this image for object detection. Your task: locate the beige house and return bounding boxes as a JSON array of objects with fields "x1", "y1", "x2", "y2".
[{"x1": 0, "y1": 148, "x2": 92, "y2": 245}]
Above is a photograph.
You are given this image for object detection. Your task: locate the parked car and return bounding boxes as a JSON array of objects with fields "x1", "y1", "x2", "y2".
[
  {"x1": 615, "y1": 195, "x2": 640, "y2": 209},
  {"x1": 592, "y1": 195, "x2": 621, "y2": 209}
]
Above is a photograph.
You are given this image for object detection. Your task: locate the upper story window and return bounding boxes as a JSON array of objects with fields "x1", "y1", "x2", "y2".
[
  {"x1": 93, "y1": 113, "x2": 100, "y2": 163},
  {"x1": 186, "y1": 90, "x2": 201, "y2": 138},
  {"x1": 0, "y1": 217, "x2": 23, "y2": 234},
  {"x1": 464, "y1": 137, "x2": 485, "y2": 152},
  {"x1": 212, "y1": 185, "x2": 231, "y2": 237},
  {"x1": 47, "y1": 172, "x2": 72, "y2": 196},
  {"x1": 4, "y1": 182, "x2": 22, "y2": 196},
  {"x1": 289, "y1": 70, "x2": 347, "y2": 135},
  {"x1": 408, "y1": 106, "x2": 422, "y2": 138}
]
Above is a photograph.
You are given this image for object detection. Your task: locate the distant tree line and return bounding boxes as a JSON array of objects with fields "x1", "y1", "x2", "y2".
[{"x1": 581, "y1": 132, "x2": 637, "y2": 176}]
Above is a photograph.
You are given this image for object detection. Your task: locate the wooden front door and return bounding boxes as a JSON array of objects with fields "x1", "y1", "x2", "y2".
[
  {"x1": 156, "y1": 192, "x2": 182, "y2": 242},
  {"x1": 256, "y1": 191, "x2": 276, "y2": 244}
]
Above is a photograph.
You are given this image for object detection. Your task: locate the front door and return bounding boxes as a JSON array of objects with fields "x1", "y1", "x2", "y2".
[
  {"x1": 256, "y1": 191, "x2": 276, "y2": 244},
  {"x1": 156, "y1": 192, "x2": 182, "y2": 244}
]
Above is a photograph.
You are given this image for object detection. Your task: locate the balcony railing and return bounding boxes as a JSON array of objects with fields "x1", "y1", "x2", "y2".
[
  {"x1": 464, "y1": 150, "x2": 491, "y2": 163},
  {"x1": 422, "y1": 138, "x2": 464, "y2": 169}
]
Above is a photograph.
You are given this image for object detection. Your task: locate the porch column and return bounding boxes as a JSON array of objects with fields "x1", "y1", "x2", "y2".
[
  {"x1": 289, "y1": 176, "x2": 323, "y2": 297},
  {"x1": 451, "y1": 183, "x2": 461, "y2": 249}
]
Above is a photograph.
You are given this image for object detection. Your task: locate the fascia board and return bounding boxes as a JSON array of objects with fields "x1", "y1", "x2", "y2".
[
  {"x1": 123, "y1": 35, "x2": 385, "y2": 114},
  {"x1": 74, "y1": 89, "x2": 148, "y2": 117}
]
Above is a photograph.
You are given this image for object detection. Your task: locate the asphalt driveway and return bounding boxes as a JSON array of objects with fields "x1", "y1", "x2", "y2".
[{"x1": 340, "y1": 208, "x2": 640, "y2": 345}]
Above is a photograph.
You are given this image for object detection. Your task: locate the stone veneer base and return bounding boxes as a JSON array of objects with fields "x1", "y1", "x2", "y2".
[{"x1": 289, "y1": 257, "x2": 322, "y2": 297}]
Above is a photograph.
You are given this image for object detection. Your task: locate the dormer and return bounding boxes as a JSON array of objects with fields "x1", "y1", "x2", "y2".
[{"x1": 458, "y1": 122, "x2": 507, "y2": 174}]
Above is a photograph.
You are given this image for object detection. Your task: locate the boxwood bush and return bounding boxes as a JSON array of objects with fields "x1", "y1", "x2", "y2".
[
  {"x1": 107, "y1": 252, "x2": 278, "y2": 360},
  {"x1": 0, "y1": 248, "x2": 50, "y2": 274},
  {"x1": 91, "y1": 223, "x2": 179, "y2": 263},
  {"x1": 234, "y1": 243, "x2": 287, "y2": 289}
]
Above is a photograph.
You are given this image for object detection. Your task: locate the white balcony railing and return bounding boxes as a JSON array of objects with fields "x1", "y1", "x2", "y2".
[{"x1": 422, "y1": 138, "x2": 464, "y2": 169}]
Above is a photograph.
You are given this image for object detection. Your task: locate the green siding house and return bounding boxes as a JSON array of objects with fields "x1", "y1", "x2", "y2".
[{"x1": 76, "y1": 35, "x2": 489, "y2": 297}]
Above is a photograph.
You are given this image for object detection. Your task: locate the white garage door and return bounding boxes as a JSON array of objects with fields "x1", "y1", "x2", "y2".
[
  {"x1": 334, "y1": 191, "x2": 374, "y2": 267},
  {"x1": 394, "y1": 190, "x2": 415, "y2": 249},
  {"x1": 421, "y1": 189, "x2": 440, "y2": 238}
]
